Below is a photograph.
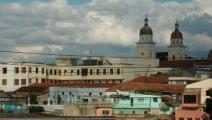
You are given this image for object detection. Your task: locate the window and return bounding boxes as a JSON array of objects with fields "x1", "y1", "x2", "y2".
[
  {"x1": 41, "y1": 79, "x2": 45, "y2": 83},
  {"x1": 195, "y1": 118, "x2": 200, "y2": 120},
  {"x1": 21, "y1": 67, "x2": 26, "y2": 73},
  {"x1": 179, "y1": 118, "x2": 184, "y2": 120},
  {"x1": 29, "y1": 67, "x2": 32, "y2": 73},
  {"x1": 89, "y1": 92, "x2": 92, "y2": 96},
  {"x1": 2, "y1": 68, "x2": 7, "y2": 74},
  {"x1": 14, "y1": 79, "x2": 19, "y2": 85},
  {"x1": 102, "y1": 110, "x2": 109, "y2": 115},
  {"x1": 70, "y1": 70, "x2": 73, "y2": 75},
  {"x1": 29, "y1": 78, "x2": 32, "y2": 84},
  {"x1": 184, "y1": 95, "x2": 196, "y2": 104},
  {"x1": 77, "y1": 69, "x2": 80, "y2": 75},
  {"x1": 103, "y1": 69, "x2": 106, "y2": 75},
  {"x1": 90, "y1": 69, "x2": 93, "y2": 75},
  {"x1": 120, "y1": 80, "x2": 122, "y2": 83},
  {"x1": 42, "y1": 68, "x2": 44, "y2": 74},
  {"x1": 153, "y1": 98, "x2": 158, "y2": 102},
  {"x1": 132, "y1": 111, "x2": 135, "y2": 114},
  {"x1": 117, "y1": 68, "x2": 120, "y2": 75},
  {"x1": 50, "y1": 69, "x2": 52, "y2": 75},
  {"x1": 15, "y1": 67, "x2": 19, "y2": 73},
  {"x1": 21, "y1": 79, "x2": 26, "y2": 85},
  {"x1": 99, "y1": 92, "x2": 102, "y2": 96},
  {"x1": 69, "y1": 92, "x2": 72, "y2": 95},
  {"x1": 96, "y1": 69, "x2": 100, "y2": 75},
  {"x1": 64, "y1": 70, "x2": 67, "y2": 75},
  {"x1": 110, "y1": 69, "x2": 113, "y2": 75},
  {"x1": 2, "y1": 79, "x2": 7, "y2": 85},
  {"x1": 54, "y1": 69, "x2": 57, "y2": 75},
  {"x1": 36, "y1": 67, "x2": 38, "y2": 73},
  {"x1": 138, "y1": 98, "x2": 144, "y2": 102},
  {"x1": 36, "y1": 79, "x2": 38, "y2": 83},
  {"x1": 82, "y1": 69, "x2": 88, "y2": 76},
  {"x1": 141, "y1": 52, "x2": 144, "y2": 56},
  {"x1": 187, "y1": 118, "x2": 192, "y2": 120},
  {"x1": 46, "y1": 69, "x2": 48, "y2": 75},
  {"x1": 58, "y1": 70, "x2": 61, "y2": 75},
  {"x1": 173, "y1": 55, "x2": 175, "y2": 61},
  {"x1": 131, "y1": 98, "x2": 133, "y2": 106}
]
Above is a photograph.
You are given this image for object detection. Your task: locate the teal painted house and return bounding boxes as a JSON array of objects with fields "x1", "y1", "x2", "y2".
[{"x1": 112, "y1": 93, "x2": 164, "y2": 115}]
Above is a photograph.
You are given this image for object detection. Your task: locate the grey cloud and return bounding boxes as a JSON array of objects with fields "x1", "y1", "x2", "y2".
[
  {"x1": 0, "y1": 0, "x2": 212, "y2": 63},
  {"x1": 181, "y1": 13, "x2": 212, "y2": 36}
]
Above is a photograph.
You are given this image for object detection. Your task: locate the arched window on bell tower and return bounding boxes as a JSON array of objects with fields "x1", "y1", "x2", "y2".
[{"x1": 173, "y1": 55, "x2": 175, "y2": 61}]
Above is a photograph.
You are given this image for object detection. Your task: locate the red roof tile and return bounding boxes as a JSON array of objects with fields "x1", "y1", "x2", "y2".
[
  {"x1": 129, "y1": 75, "x2": 168, "y2": 84},
  {"x1": 15, "y1": 86, "x2": 49, "y2": 93},
  {"x1": 160, "y1": 59, "x2": 212, "y2": 68},
  {"x1": 107, "y1": 82, "x2": 185, "y2": 94},
  {"x1": 31, "y1": 83, "x2": 118, "y2": 88}
]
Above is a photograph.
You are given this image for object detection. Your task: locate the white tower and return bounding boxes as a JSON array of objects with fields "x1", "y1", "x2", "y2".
[
  {"x1": 168, "y1": 21, "x2": 186, "y2": 61},
  {"x1": 136, "y1": 15, "x2": 156, "y2": 58}
]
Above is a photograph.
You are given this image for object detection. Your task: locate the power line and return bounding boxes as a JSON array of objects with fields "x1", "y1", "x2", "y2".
[{"x1": 0, "y1": 50, "x2": 138, "y2": 58}]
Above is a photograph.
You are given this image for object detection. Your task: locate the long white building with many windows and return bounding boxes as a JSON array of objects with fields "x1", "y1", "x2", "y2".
[{"x1": 0, "y1": 55, "x2": 164, "y2": 92}]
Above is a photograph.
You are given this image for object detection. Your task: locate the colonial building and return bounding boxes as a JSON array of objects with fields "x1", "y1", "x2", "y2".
[
  {"x1": 168, "y1": 21, "x2": 186, "y2": 61},
  {"x1": 136, "y1": 15, "x2": 156, "y2": 58},
  {"x1": 112, "y1": 93, "x2": 169, "y2": 115},
  {"x1": 175, "y1": 88, "x2": 208, "y2": 120}
]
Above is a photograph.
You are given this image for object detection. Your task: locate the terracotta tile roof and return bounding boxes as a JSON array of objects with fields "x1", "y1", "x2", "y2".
[
  {"x1": 31, "y1": 83, "x2": 118, "y2": 88},
  {"x1": 128, "y1": 75, "x2": 168, "y2": 84},
  {"x1": 107, "y1": 82, "x2": 185, "y2": 94},
  {"x1": 15, "y1": 86, "x2": 49, "y2": 93},
  {"x1": 160, "y1": 59, "x2": 212, "y2": 68}
]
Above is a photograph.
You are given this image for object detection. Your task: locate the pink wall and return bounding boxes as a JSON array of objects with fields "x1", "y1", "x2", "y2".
[
  {"x1": 175, "y1": 108, "x2": 207, "y2": 120},
  {"x1": 96, "y1": 108, "x2": 112, "y2": 116}
]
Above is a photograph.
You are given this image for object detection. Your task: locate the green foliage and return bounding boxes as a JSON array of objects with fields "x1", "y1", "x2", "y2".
[
  {"x1": 0, "y1": 108, "x2": 4, "y2": 113},
  {"x1": 29, "y1": 106, "x2": 44, "y2": 113},
  {"x1": 30, "y1": 94, "x2": 38, "y2": 104}
]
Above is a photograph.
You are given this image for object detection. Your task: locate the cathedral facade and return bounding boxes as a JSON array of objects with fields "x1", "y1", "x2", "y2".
[{"x1": 136, "y1": 16, "x2": 186, "y2": 61}]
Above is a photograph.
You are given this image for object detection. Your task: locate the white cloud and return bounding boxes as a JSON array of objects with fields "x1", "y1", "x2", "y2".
[{"x1": 0, "y1": 0, "x2": 212, "y2": 62}]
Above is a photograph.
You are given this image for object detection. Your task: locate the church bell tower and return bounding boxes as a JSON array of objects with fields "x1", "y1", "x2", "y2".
[
  {"x1": 168, "y1": 20, "x2": 186, "y2": 61},
  {"x1": 136, "y1": 15, "x2": 156, "y2": 58}
]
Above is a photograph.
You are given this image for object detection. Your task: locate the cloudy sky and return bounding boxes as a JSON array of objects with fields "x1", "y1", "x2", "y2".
[{"x1": 0, "y1": 0, "x2": 211, "y2": 63}]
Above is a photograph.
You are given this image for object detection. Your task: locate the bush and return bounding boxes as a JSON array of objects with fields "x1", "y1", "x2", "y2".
[
  {"x1": 29, "y1": 106, "x2": 44, "y2": 113},
  {"x1": 30, "y1": 94, "x2": 38, "y2": 104},
  {"x1": 0, "y1": 108, "x2": 4, "y2": 113}
]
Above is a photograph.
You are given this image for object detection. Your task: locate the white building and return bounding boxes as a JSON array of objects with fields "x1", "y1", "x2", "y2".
[
  {"x1": 186, "y1": 78, "x2": 212, "y2": 105},
  {"x1": 0, "y1": 55, "x2": 165, "y2": 92},
  {"x1": 136, "y1": 15, "x2": 156, "y2": 59},
  {"x1": 0, "y1": 63, "x2": 47, "y2": 91},
  {"x1": 168, "y1": 21, "x2": 186, "y2": 61}
]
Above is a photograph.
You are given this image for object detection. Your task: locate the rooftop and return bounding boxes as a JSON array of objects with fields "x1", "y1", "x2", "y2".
[
  {"x1": 31, "y1": 83, "x2": 118, "y2": 88},
  {"x1": 107, "y1": 82, "x2": 185, "y2": 94},
  {"x1": 128, "y1": 75, "x2": 168, "y2": 84},
  {"x1": 160, "y1": 59, "x2": 212, "y2": 68},
  {"x1": 183, "y1": 88, "x2": 201, "y2": 95}
]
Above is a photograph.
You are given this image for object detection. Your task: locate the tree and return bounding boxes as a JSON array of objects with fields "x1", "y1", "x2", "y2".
[{"x1": 30, "y1": 94, "x2": 38, "y2": 104}]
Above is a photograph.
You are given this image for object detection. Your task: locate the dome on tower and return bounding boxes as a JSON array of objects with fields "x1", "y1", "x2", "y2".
[
  {"x1": 171, "y1": 21, "x2": 183, "y2": 39},
  {"x1": 140, "y1": 15, "x2": 153, "y2": 35}
]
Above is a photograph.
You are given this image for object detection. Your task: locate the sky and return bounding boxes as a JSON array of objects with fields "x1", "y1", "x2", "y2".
[{"x1": 0, "y1": 0, "x2": 212, "y2": 63}]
